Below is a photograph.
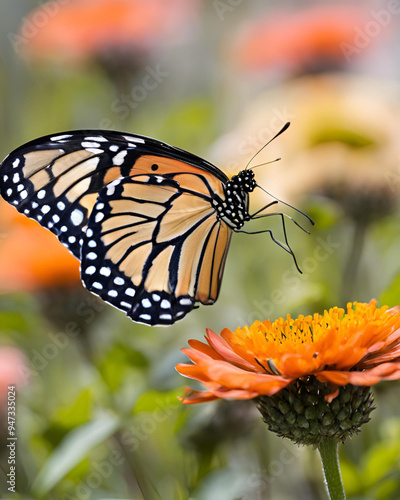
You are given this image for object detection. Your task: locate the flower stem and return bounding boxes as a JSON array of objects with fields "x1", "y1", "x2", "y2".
[{"x1": 317, "y1": 439, "x2": 346, "y2": 500}]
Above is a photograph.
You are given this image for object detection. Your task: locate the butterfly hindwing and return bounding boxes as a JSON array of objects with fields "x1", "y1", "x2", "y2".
[{"x1": 81, "y1": 174, "x2": 231, "y2": 325}]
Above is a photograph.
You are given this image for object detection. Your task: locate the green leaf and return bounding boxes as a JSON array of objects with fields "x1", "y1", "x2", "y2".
[
  {"x1": 53, "y1": 388, "x2": 92, "y2": 429},
  {"x1": 361, "y1": 441, "x2": 400, "y2": 488},
  {"x1": 380, "y1": 271, "x2": 400, "y2": 308},
  {"x1": 375, "y1": 478, "x2": 400, "y2": 500},
  {"x1": 32, "y1": 412, "x2": 120, "y2": 496},
  {"x1": 341, "y1": 458, "x2": 362, "y2": 495},
  {"x1": 98, "y1": 343, "x2": 149, "y2": 391},
  {"x1": 133, "y1": 388, "x2": 182, "y2": 415}
]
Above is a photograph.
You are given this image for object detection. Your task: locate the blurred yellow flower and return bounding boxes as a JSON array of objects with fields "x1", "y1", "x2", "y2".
[{"x1": 213, "y1": 74, "x2": 400, "y2": 222}]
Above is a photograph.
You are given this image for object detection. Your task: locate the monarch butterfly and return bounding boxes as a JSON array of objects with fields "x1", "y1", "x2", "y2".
[{"x1": 0, "y1": 123, "x2": 311, "y2": 326}]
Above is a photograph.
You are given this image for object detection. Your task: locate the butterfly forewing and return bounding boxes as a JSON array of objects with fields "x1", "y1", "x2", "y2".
[{"x1": 0, "y1": 133, "x2": 142, "y2": 257}]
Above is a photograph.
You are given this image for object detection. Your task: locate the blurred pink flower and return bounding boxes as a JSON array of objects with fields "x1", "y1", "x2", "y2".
[{"x1": 0, "y1": 347, "x2": 28, "y2": 403}]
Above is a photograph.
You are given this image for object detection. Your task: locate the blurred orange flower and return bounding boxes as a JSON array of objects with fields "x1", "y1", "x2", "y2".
[
  {"x1": 20, "y1": 0, "x2": 199, "y2": 62},
  {"x1": 177, "y1": 301, "x2": 400, "y2": 404},
  {"x1": 0, "y1": 200, "x2": 80, "y2": 292},
  {"x1": 234, "y1": 5, "x2": 373, "y2": 74}
]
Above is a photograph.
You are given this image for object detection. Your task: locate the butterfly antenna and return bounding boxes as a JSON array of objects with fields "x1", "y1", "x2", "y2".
[
  {"x1": 244, "y1": 122, "x2": 290, "y2": 170},
  {"x1": 256, "y1": 183, "x2": 315, "y2": 226},
  {"x1": 250, "y1": 158, "x2": 281, "y2": 170}
]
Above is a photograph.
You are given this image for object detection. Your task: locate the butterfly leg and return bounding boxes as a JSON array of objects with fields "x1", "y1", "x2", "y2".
[{"x1": 237, "y1": 212, "x2": 302, "y2": 273}]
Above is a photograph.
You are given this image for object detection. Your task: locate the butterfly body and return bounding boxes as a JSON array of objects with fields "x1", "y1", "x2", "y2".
[{"x1": 0, "y1": 130, "x2": 261, "y2": 326}]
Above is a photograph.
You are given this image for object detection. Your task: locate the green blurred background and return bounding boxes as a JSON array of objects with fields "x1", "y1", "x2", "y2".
[{"x1": 1, "y1": 0, "x2": 400, "y2": 498}]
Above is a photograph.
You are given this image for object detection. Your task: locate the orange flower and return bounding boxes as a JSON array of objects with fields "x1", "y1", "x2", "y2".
[
  {"x1": 21, "y1": 0, "x2": 198, "y2": 62},
  {"x1": 177, "y1": 301, "x2": 400, "y2": 404},
  {"x1": 233, "y1": 5, "x2": 374, "y2": 73},
  {"x1": 0, "y1": 201, "x2": 80, "y2": 292}
]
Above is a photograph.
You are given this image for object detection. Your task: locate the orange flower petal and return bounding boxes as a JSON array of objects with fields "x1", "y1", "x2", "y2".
[
  {"x1": 186, "y1": 340, "x2": 225, "y2": 361},
  {"x1": 318, "y1": 362, "x2": 400, "y2": 387},
  {"x1": 179, "y1": 387, "x2": 220, "y2": 404},
  {"x1": 205, "y1": 328, "x2": 257, "y2": 370},
  {"x1": 176, "y1": 302, "x2": 400, "y2": 404}
]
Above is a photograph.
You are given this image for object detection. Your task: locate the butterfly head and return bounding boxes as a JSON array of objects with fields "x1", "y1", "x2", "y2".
[{"x1": 231, "y1": 169, "x2": 256, "y2": 193}]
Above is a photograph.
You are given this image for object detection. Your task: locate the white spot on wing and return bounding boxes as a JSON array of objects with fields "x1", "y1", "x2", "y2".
[
  {"x1": 106, "y1": 179, "x2": 121, "y2": 196},
  {"x1": 142, "y1": 298, "x2": 151, "y2": 308},
  {"x1": 37, "y1": 189, "x2": 46, "y2": 199},
  {"x1": 125, "y1": 288, "x2": 135, "y2": 297},
  {"x1": 82, "y1": 141, "x2": 101, "y2": 148},
  {"x1": 87, "y1": 252, "x2": 97, "y2": 260},
  {"x1": 86, "y1": 148, "x2": 103, "y2": 155},
  {"x1": 100, "y1": 267, "x2": 111, "y2": 277},
  {"x1": 85, "y1": 136, "x2": 108, "y2": 142},
  {"x1": 114, "y1": 277, "x2": 125, "y2": 286},
  {"x1": 109, "y1": 145, "x2": 119, "y2": 152},
  {"x1": 95, "y1": 212, "x2": 104, "y2": 223},
  {"x1": 12, "y1": 158, "x2": 20, "y2": 168},
  {"x1": 50, "y1": 134, "x2": 72, "y2": 141},
  {"x1": 160, "y1": 313, "x2": 172, "y2": 321},
  {"x1": 139, "y1": 314, "x2": 151, "y2": 321},
  {"x1": 85, "y1": 266, "x2": 96, "y2": 275},
  {"x1": 71, "y1": 209, "x2": 84, "y2": 226},
  {"x1": 123, "y1": 135, "x2": 145, "y2": 144},
  {"x1": 112, "y1": 150, "x2": 127, "y2": 166}
]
